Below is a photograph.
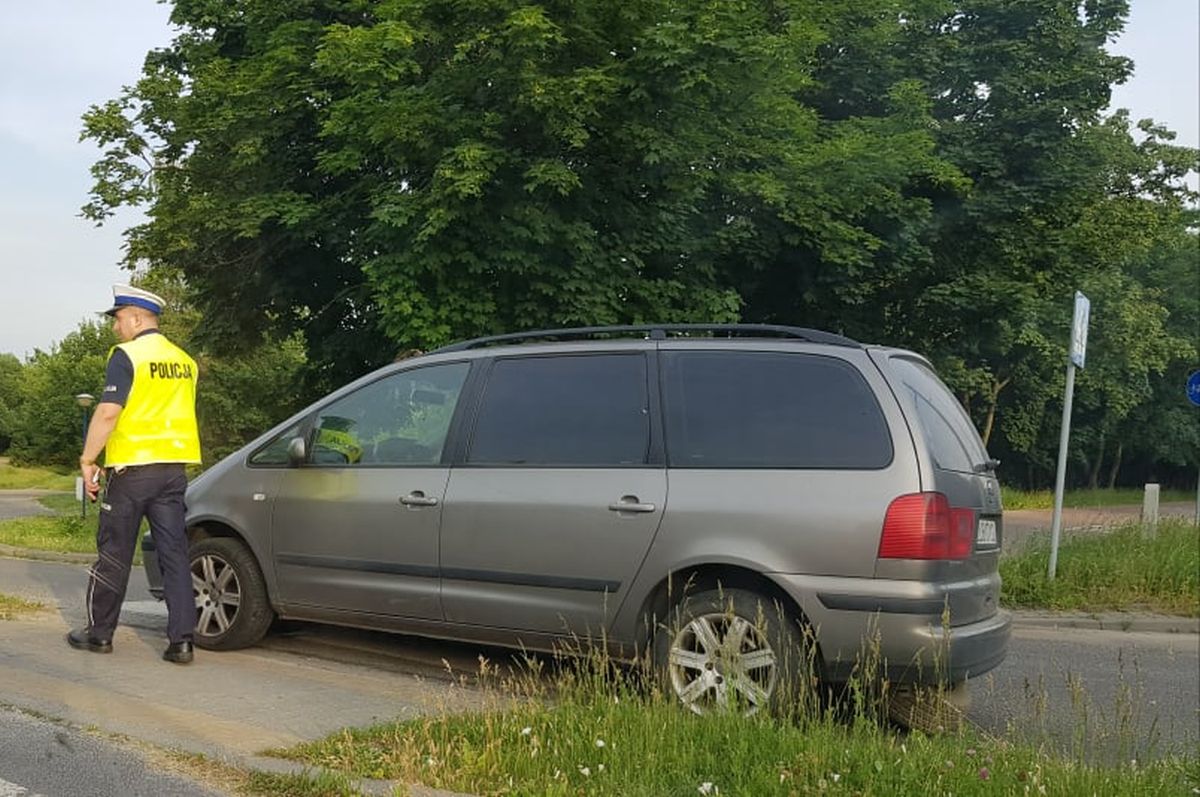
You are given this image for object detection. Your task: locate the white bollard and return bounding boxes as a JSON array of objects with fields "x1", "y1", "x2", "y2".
[{"x1": 1141, "y1": 483, "x2": 1160, "y2": 536}]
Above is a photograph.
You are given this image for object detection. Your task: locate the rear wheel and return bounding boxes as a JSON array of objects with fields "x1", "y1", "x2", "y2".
[
  {"x1": 654, "y1": 586, "x2": 811, "y2": 716},
  {"x1": 189, "y1": 537, "x2": 274, "y2": 651}
]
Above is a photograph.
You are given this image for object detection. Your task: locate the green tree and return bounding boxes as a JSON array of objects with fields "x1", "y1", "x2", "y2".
[
  {"x1": 8, "y1": 324, "x2": 115, "y2": 467},
  {"x1": 1117, "y1": 222, "x2": 1200, "y2": 487},
  {"x1": 82, "y1": 0, "x2": 960, "y2": 391},
  {"x1": 0, "y1": 353, "x2": 24, "y2": 453}
]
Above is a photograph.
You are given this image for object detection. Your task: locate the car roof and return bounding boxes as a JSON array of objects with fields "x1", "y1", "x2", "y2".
[{"x1": 431, "y1": 324, "x2": 862, "y2": 354}]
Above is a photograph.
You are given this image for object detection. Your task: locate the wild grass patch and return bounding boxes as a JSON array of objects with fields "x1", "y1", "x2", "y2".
[
  {"x1": 0, "y1": 592, "x2": 43, "y2": 620},
  {"x1": 0, "y1": 493, "x2": 151, "y2": 561},
  {"x1": 0, "y1": 513, "x2": 99, "y2": 556},
  {"x1": 1000, "y1": 520, "x2": 1200, "y2": 616},
  {"x1": 265, "y1": 649, "x2": 1196, "y2": 797},
  {"x1": 0, "y1": 460, "x2": 75, "y2": 490},
  {"x1": 1001, "y1": 487, "x2": 1195, "y2": 511}
]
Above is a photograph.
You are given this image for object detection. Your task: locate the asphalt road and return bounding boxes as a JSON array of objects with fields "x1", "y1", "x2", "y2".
[
  {"x1": 0, "y1": 491, "x2": 56, "y2": 522},
  {"x1": 0, "y1": 555, "x2": 482, "y2": 797},
  {"x1": 0, "y1": 706, "x2": 221, "y2": 797},
  {"x1": 972, "y1": 626, "x2": 1199, "y2": 761}
]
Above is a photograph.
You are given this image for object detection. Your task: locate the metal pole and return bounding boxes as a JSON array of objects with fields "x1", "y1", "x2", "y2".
[
  {"x1": 1195, "y1": 465, "x2": 1199, "y2": 527},
  {"x1": 1047, "y1": 361, "x2": 1076, "y2": 580}
]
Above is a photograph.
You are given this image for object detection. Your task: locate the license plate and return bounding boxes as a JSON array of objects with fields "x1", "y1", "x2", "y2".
[{"x1": 977, "y1": 518, "x2": 998, "y2": 546}]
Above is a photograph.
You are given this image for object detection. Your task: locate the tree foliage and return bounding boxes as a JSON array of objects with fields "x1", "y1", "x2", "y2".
[
  {"x1": 7, "y1": 324, "x2": 114, "y2": 467},
  {"x1": 76, "y1": 0, "x2": 1199, "y2": 487},
  {"x1": 0, "y1": 354, "x2": 26, "y2": 454}
]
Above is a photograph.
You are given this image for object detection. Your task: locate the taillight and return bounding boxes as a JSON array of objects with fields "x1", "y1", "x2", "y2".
[{"x1": 879, "y1": 492, "x2": 975, "y2": 560}]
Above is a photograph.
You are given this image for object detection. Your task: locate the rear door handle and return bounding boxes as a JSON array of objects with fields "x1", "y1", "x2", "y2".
[
  {"x1": 400, "y1": 491, "x2": 439, "y2": 507},
  {"x1": 608, "y1": 496, "x2": 657, "y2": 514}
]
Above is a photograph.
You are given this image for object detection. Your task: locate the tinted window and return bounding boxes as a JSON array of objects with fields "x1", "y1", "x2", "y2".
[
  {"x1": 891, "y1": 357, "x2": 987, "y2": 474},
  {"x1": 662, "y1": 351, "x2": 892, "y2": 469},
  {"x1": 248, "y1": 422, "x2": 303, "y2": 466},
  {"x1": 310, "y1": 363, "x2": 469, "y2": 466},
  {"x1": 468, "y1": 355, "x2": 649, "y2": 466}
]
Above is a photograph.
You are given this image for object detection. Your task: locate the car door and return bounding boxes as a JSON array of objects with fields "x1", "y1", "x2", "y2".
[
  {"x1": 439, "y1": 350, "x2": 666, "y2": 637},
  {"x1": 271, "y1": 361, "x2": 470, "y2": 620}
]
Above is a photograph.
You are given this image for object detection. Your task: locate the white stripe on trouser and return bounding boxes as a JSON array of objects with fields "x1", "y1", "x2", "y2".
[
  {"x1": 86, "y1": 552, "x2": 125, "y2": 634},
  {"x1": 85, "y1": 568, "x2": 94, "y2": 630}
]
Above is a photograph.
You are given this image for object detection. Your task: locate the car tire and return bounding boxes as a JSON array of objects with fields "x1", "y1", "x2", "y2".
[
  {"x1": 189, "y1": 536, "x2": 274, "y2": 651},
  {"x1": 654, "y1": 586, "x2": 812, "y2": 716}
]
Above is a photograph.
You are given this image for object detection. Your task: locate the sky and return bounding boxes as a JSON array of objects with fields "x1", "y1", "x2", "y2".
[{"x1": 0, "y1": 1, "x2": 1197, "y2": 361}]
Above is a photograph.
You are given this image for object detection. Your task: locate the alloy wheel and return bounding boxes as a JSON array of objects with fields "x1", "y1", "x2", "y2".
[
  {"x1": 191, "y1": 553, "x2": 242, "y2": 638},
  {"x1": 667, "y1": 612, "x2": 778, "y2": 715}
]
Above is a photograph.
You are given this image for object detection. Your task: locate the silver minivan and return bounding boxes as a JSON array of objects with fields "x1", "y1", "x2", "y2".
[{"x1": 145, "y1": 324, "x2": 1010, "y2": 713}]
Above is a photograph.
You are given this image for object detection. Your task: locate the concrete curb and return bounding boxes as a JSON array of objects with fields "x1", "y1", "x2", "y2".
[
  {"x1": 1010, "y1": 609, "x2": 1199, "y2": 634},
  {"x1": 240, "y1": 755, "x2": 474, "y2": 797},
  {"x1": 0, "y1": 543, "x2": 93, "y2": 564}
]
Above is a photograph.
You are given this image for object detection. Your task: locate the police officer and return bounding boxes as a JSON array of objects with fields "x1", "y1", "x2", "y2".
[{"x1": 67, "y1": 284, "x2": 201, "y2": 664}]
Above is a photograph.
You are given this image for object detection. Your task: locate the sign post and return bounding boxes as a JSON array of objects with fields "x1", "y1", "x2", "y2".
[{"x1": 1048, "y1": 292, "x2": 1089, "y2": 580}]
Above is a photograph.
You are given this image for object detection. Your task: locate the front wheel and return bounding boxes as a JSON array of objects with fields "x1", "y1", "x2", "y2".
[
  {"x1": 189, "y1": 536, "x2": 274, "y2": 651},
  {"x1": 654, "y1": 586, "x2": 812, "y2": 716}
]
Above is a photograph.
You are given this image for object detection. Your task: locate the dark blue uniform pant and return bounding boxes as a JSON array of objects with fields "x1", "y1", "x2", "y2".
[{"x1": 86, "y1": 463, "x2": 195, "y2": 644}]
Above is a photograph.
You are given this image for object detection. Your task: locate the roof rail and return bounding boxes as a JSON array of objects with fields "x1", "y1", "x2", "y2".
[{"x1": 432, "y1": 324, "x2": 861, "y2": 353}]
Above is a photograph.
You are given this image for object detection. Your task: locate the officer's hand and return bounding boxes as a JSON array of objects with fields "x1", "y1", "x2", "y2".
[{"x1": 81, "y1": 462, "x2": 101, "y2": 502}]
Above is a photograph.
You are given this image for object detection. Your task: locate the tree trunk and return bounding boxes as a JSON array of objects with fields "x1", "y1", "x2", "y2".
[
  {"x1": 1106, "y1": 441, "x2": 1123, "y2": 489},
  {"x1": 980, "y1": 376, "x2": 1011, "y2": 448},
  {"x1": 1087, "y1": 432, "x2": 1105, "y2": 490}
]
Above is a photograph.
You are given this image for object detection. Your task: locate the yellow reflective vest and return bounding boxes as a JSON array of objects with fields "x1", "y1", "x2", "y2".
[{"x1": 104, "y1": 333, "x2": 202, "y2": 467}]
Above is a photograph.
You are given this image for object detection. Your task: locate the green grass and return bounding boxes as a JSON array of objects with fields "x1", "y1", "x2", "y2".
[
  {"x1": 0, "y1": 459, "x2": 76, "y2": 490},
  {"x1": 1001, "y1": 520, "x2": 1200, "y2": 616},
  {"x1": 38, "y1": 492, "x2": 91, "y2": 514},
  {"x1": 266, "y1": 654, "x2": 1197, "y2": 797},
  {"x1": 0, "y1": 491, "x2": 147, "y2": 561},
  {"x1": 241, "y1": 770, "x2": 357, "y2": 796},
  {"x1": 0, "y1": 592, "x2": 43, "y2": 620},
  {"x1": 0, "y1": 511, "x2": 100, "y2": 556},
  {"x1": 0, "y1": 497, "x2": 147, "y2": 562},
  {"x1": 1002, "y1": 486, "x2": 1195, "y2": 510}
]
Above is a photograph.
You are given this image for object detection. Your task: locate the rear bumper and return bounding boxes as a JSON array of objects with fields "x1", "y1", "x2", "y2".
[{"x1": 771, "y1": 572, "x2": 1011, "y2": 685}]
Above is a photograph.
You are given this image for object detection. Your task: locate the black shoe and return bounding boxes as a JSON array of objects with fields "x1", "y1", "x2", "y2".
[
  {"x1": 66, "y1": 628, "x2": 112, "y2": 654},
  {"x1": 163, "y1": 640, "x2": 194, "y2": 664}
]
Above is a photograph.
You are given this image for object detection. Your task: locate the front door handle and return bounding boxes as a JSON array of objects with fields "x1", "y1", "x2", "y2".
[
  {"x1": 400, "y1": 491, "x2": 439, "y2": 507},
  {"x1": 608, "y1": 496, "x2": 657, "y2": 514}
]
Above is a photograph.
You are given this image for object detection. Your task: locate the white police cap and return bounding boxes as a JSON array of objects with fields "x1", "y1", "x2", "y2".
[{"x1": 104, "y1": 284, "x2": 166, "y2": 316}]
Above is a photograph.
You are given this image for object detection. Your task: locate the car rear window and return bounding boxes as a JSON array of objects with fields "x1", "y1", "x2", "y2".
[
  {"x1": 661, "y1": 351, "x2": 892, "y2": 469},
  {"x1": 467, "y1": 354, "x2": 650, "y2": 466},
  {"x1": 890, "y1": 357, "x2": 988, "y2": 474}
]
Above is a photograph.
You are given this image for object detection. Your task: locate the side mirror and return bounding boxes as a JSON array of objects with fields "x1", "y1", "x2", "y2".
[{"x1": 286, "y1": 436, "x2": 307, "y2": 466}]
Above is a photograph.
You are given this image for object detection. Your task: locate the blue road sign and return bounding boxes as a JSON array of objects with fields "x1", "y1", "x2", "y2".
[{"x1": 1188, "y1": 370, "x2": 1200, "y2": 407}]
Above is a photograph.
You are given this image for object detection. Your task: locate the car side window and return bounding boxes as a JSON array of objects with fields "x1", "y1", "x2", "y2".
[
  {"x1": 248, "y1": 422, "x2": 304, "y2": 466},
  {"x1": 310, "y1": 363, "x2": 469, "y2": 467},
  {"x1": 662, "y1": 351, "x2": 893, "y2": 469},
  {"x1": 890, "y1": 357, "x2": 986, "y2": 474},
  {"x1": 467, "y1": 354, "x2": 650, "y2": 466}
]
